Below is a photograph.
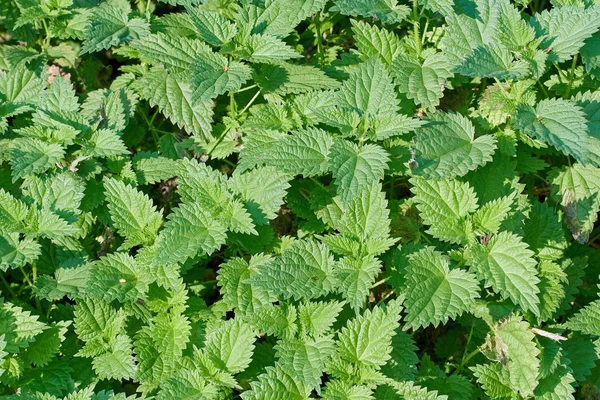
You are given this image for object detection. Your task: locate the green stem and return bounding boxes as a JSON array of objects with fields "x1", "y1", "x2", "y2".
[
  {"x1": 0, "y1": 273, "x2": 15, "y2": 297},
  {"x1": 564, "y1": 54, "x2": 578, "y2": 99},
  {"x1": 412, "y1": 0, "x2": 422, "y2": 59},
  {"x1": 421, "y1": 18, "x2": 430, "y2": 48},
  {"x1": 239, "y1": 89, "x2": 261, "y2": 115},
  {"x1": 454, "y1": 347, "x2": 480, "y2": 375},
  {"x1": 314, "y1": 12, "x2": 325, "y2": 66},
  {"x1": 236, "y1": 84, "x2": 258, "y2": 93},
  {"x1": 537, "y1": 81, "x2": 550, "y2": 99},
  {"x1": 372, "y1": 277, "x2": 390, "y2": 289},
  {"x1": 19, "y1": 266, "x2": 34, "y2": 287}
]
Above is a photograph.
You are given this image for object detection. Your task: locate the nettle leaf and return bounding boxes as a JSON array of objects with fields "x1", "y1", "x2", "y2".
[
  {"x1": 465, "y1": 231, "x2": 540, "y2": 315},
  {"x1": 103, "y1": 178, "x2": 163, "y2": 248},
  {"x1": 331, "y1": 0, "x2": 410, "y2": 24},
  {"x1": 252, "y1": 127, "x2": 333, "y2": 177},
  {"x1": 334, "y1": 298, "x2": 403, "y2": 369},
  {"x1": 351, "y1": 19, "x2": 403, "y2": 65},
  {"x1": 333, "y1": 255, "x2": 382, "y2": 311},
  {"x1": 9, "y1": 138, "x2": 65, "y2": 182},
  {"x1": 456, "y1": 44, "x2": 530, "y2": 80},
  {"x1": 298, "y1": 300, "x2": 345, "y2": 338},
  {"x1": 217, "y1": 255, "x2": 276, "y2": 314},
  {"x1": 410, "y1": 176, "x2": 478, "y2": 226},
  {"x1": 495, "y1": 315, "x2": 541, "y2": 397},
  {"x1": 275, "y1": 335, "x2": 335, "y2": 389},
  {"x1": 336, "y1": 57, "x2": 399, "y2": 116},
  {"x1": 81, "y1": 0, "x2": 150, "y2": 54},
  {"x1": 530, "y1": 5, "x2": 600, "y2": 62},
  {"x1": 565, "y1": 299, "x2": 600, "y2": 336},
  {"x1": 186, "y1": 7, "x2": 237, "y2": 47},
  {"x1": 241, "y1": 365, "x2": 311, "y2": 400},
  {"x1": 329, "y1": 140, "x2": 389, "y2": 206},
  {"x1": 133, "y1": 67, "x2": 213, "y2": 140},
  {"x1": 413, "y1": 112, "x2": 496, "y2": 179},
  {"x1": 205, "y1": 318, "x2": 256, "y2": 374},
  {"x1": 391, "y1": 53, "x2": 454, "y2": 109},
  {"x1": 513, "y1": 99, "x2": 590, "y2": 164},
  {"x1": 403, "y1": 247, "x2": 480, "y2": 330},
  {"x1": 236, "y1": 34, "x2": 302, "y2": 63},
  {"x1": 550, "y1": 163, "x2": 600, "y2": 243},
  {"x1": 247, "y1": 239, "x2": 335, "y2": 300},
  {"x1": 130, "y1": 32, "x2": 211, "y2": 71},
  {"x1": 191, "y1": 51, "x2": 252, "y2": 103},
  {"x1": 153, "y1": 202, "x2": 227, "y2": 265}
]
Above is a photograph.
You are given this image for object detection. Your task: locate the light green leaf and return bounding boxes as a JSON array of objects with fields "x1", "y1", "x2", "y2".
[
  {"x1": 334, "y1": 255, "x2": 382, "y2": 311},
  {"x1": 413, "y1": 112, "x2": 496, "y2": 179},
  {"x1": 331, "y1": 0, "x2": 410, "y2": 24},
  {"x1": 247, "y1": 239, "x2": 335, "y2": 300},
  {"x1": 81, "y1": 0, "x2": 150, "y2": 54},
  {"x1": 10, "y1": 138, "x2": 64, "y2": 182},
  {"x1": 404, "y1": 247, "x2": 480, "y2": 329},
  {"x1": 186, "y1": 7, "x2": 237, "y2": 47},
  {"x1": 336, "y1": 57, "x2": 399, "y2": 116},
  {"x1": 103, "y1": 177, "x2": 163, "y2": 248},
  {"x1": 191, "y1": 51, "x2": 252, "y2": 103},
  {"x1": 351, "y1": 19, "x2": 403, "y2": 65},
  {"x1": 391, "y1": 53, "x2": 453, "y2": 109},
  {"x1": 133, "y1": 67, "x2": 213, "y2": 140},
  {"x1": 206, "y1": 318, "x2": 256, "y2": 374},
  {"x1": 329, "y1": 140, "x2": 389, "y2": 206},
  {"x1": 513, "y1": 99, "x2": 590, "y2": 164},
  {"x1": 465, "y1": 231, "x2": 540, "y2": 315}
]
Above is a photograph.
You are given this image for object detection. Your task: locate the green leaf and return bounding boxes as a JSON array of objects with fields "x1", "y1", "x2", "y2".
[
  {"x1": 351, "y1": 19, "x2": 403, "y2": 65},
  {"x1": 413, "y1": 112, "x2": 496, "y2": 179},
  {"x1": 247, "y1": 239, "x2": 335, "y2": 300},
  {"x1": 329, "y1": 140, "x2": 389, "y2": 206},
  {"x1": 495, "y1": 315, "x2": 541, "y2": 397},
  {"x1": 465, "y1": 231, "x2": 540, "y2": 315},
  {"x1": 0, "y1": 58, "x2": 46, "y2": 105},
  {"x1": 472, "y1": 196, "x2": 513, "y2": 235},
  {"x1": 130, "y1": 32, "x2": 211, "y2": 72},
  {"x1": 334, "y1": 298, "x2": 403, "y2": 369},
  {"x1": 410, "y1": 176, "x2": 478, "y2": 227},
  {"x1": 391, "y1": 53, "x2": 453, "y2": 109},
  {"x1": 331, "y1": 0, "x2": 410, "y2": 24},
  {"x1": 456, "y1": 44, "x2": 530, "y2": 80},
  {"x1": 513, "y1": 99, "x2": 590, "y2": 164},
  {"x1": 88, "y1": 252, "x2": 149, "y2": 302},
  {"x1": 336, "y1": 57, "x2": 399, "y2": 116},
  {"x1": 236, "y1": 34, "x2": 301, "y2": 63},
  {"x1": 0, "y1": 189, "x2": 29, "y2": 232},
  {"x1": 530, "y1": 6, "x2": 600, "y2": 62},
  {"x1": 275, "y1": 335, "x2": 335, "y2": 389},
  {"x1": 186, "y1": 7, "x2": 237, "y2": 47},
  {"x1": 404, "y1": 247, "x2": 480, "y2": 329},
  {"x1": 103, "y1": 177, "x2": 163, "y2": 248},
  {"x1": 471, "y1": 363, "x2": 514, "y2": 400},
  {"x1": 92, "y1": 334, "x2": 136, "y2": 381},
  {"x1": 253, "y1": 62, "x2": 340, "y2": 95},
  {"x1": 81, "y1": 0, "x2": 150, "y2": 54},
  {"x1": 217, "y1": 254, "x2": 276, "y2": 314},
  {"x1": 228, "y1": 166, "x2": 290, "y2": 224},
  {"x1": 550, "y1": 163, "x2": 600, "y2": 243},
  {"x1": 153, "y1": 202, "x2": 227, "y2": 265},
  {"x1": 534, "y1": 367, "x2": 576, "y2": 400},
  {"x1": 10, "y1": 138, "x2": 64, "y2": 182},
  {"x1": 191, "y1": 51, "x2": 252, "y2": 103},
  {"x1": 0, "y1": 233, "x2": 41, "y2": 271},
  {"x1": 205, "y1": 318, "x2": 256, "y2": 374},
  {"x1": 333, "y1": 255, "x2": 382, "y2": 311},
  {"x1": 133, "y1": 67, "x2": 213, "y2": 140},
  {"x1": 253, "y1": 127, "x2": 333, "y2": 177},
  {"x1": 565, "y1": 299, "x2": 600, "y2": 336},
  {"x1": 85, "y1": 129, "x2": 129, "y2": 157},
  {"x1": 297, "y1": 300, "x2": 344, "y2": 338},
  {"x1": 241, "y1": 365, "x2": 311, "y2": 400}
]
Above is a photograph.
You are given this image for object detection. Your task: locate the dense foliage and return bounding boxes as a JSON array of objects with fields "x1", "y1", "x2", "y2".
[{"x1": 1, "y1": 0, "x2": 600, "y2": 398}]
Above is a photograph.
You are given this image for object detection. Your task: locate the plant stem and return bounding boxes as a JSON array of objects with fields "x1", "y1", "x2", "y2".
[
  {"x1": 564, "y1": 54, "x2": 578, "y2": 99},
  {"x1": 412, "y1": 0, "x2": 422, "y2": 59},
  {"x1": 240, "y1": 89, "x2": 261, "y2": 115},
  {"x1": 236, "y1": 84, "x2": 258, "y2": 93},
  {"x1": 537, "y1": 81, "x2": 550, "y2": 98},
  {"x1": 314, "y1": 12, "x2": 325, "y2": 66},
  {"x1": 454, "y1": 347, "x2": 480, "y2": 375},
  {"x1": 0, "y1": 273, "x2": 15, "y2": 297}
]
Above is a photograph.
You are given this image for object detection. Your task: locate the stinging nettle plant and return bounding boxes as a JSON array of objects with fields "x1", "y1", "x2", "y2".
[{"x1": 1, "y1": 0, "x2": 600, "y2": 398}]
